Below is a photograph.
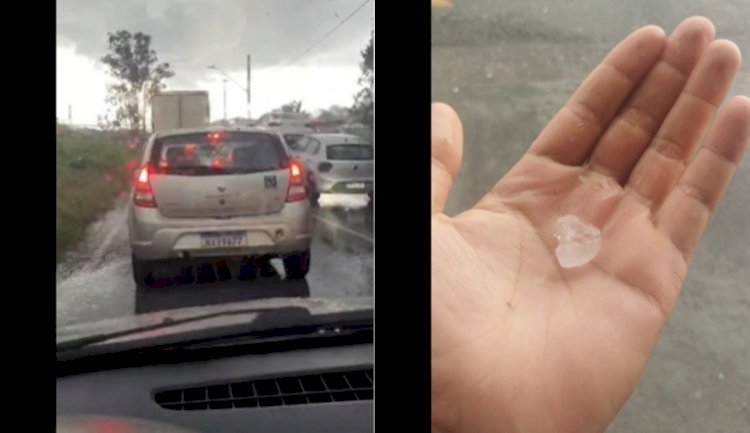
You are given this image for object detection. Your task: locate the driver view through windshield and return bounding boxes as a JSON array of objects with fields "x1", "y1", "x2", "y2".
[{"x1": 56, "y1": 0, "x2": 374, "y2": 337}]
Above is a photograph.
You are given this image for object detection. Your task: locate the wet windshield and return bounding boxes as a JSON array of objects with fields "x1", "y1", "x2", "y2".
[
  {"x1": 57, "y1": 0, "x2": 374, "y2": 334},
  {"x1": 433, "y1": 1, "x2": 749, "y2": 432},
  {"x1": 154, "y1": 132, "x2": 288, "y2": 174},
  {"x1": 326, "y1": 144, "x2": 373, "y2": 160},
  {"x1": 283, "y1": 134, "x2": 305, "y2": 147}
]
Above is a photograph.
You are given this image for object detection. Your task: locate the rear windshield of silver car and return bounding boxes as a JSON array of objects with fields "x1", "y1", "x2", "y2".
[
  {"x1": 326, "y1": 144, "x2": 373, "y2": 160},
  {"x1": 283, "y1": 133, "x2": 304, "y2": 146},
  {"x1": 150, "y1": 131, "x2": 289, "y2": 175}
]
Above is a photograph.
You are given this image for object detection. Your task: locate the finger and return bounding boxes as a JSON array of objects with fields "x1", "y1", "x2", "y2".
[
  {"x1": 588, "y1": 17, "x2": 715, "y2": 183},
  {"x1": 626, "y1": 40, "x2": 742, "y2": 209},
  {"x1": 656, "y1": 96, "x2": 750, "y2": 261},
  {"x1": 432, "y1": 102, "x2": 464, "y2": 215},
  {"x1": 526, "y1": 25, "x2": 667, "y2": 166}
]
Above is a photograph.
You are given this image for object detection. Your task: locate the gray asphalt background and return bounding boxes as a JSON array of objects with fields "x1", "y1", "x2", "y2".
[{"x1": 433, "y1": 1, "x2": 749, "y2": 431}]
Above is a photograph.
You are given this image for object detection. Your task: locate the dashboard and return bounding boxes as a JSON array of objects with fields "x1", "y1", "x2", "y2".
[{"x1": 57, "y1": 342, "x2": 373, "y2": 433}]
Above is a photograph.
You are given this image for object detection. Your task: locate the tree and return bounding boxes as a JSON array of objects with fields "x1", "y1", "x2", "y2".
[
  {"x1": 100, "y1": 31, "x2": 174, "y2": 132},
  {"x1": 352, "y1": 31, "x2": 373, "y2": 128},
  {"x1": 316, "y1": 105, "x2": 350, "y2": 122}
]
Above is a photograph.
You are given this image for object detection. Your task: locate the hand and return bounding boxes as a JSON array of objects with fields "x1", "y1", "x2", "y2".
[{"x1": 432, "y1": 16, "x2": 749, "y2": 433}]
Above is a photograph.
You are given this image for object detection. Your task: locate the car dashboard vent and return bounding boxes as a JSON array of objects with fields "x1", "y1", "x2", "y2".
[{"x1": 154, "y1": 367, "x2": 373, "y2": 410}]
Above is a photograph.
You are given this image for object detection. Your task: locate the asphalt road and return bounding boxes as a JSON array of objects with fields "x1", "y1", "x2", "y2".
[
  {"x1": 56, "y1": 195, "x2": 373, "y2": 328},
  {"x1": 433, "y1": 1, "x2": 749, "y2": 432}
]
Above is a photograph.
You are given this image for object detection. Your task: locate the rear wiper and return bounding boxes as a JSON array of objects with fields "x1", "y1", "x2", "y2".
[{"x1": 56, "y1": 306, "x2": 311, "y2": 353}]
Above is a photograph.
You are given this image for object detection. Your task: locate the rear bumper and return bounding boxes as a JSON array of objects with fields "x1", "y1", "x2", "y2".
[
  {"x1": 128, "y1": 201, "x2": 313, "y2": 261},
  {"x1": 316, "y1": 176, "x2": 373, "y2": 194}
]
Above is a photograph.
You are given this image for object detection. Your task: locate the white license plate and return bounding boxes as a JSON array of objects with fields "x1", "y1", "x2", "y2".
[
  {"x1": 201, "y1": 232, "x2": 247, "y2": 248},
  {"x1": 346, "y1": 182, "x2": 366, "y2": 190}
]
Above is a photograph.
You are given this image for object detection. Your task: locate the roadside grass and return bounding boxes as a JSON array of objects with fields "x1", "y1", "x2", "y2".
[{"x1": 56, "y1": 127, "x2": 135, "y2": 263}]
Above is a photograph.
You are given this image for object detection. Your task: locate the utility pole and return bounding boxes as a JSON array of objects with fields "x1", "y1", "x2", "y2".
[
  {"x1": 247, "y1": 54, "x2": 252, "y2": 122},
  {"x1": 68, "y1": 104, "x2": 72, "y2": 124},
  {"x1": 222, "y1": 79, "x2": 228, "y2": 122},
  {"x1": 208, "y1": 61, "x2": 251, "y2": 123}
]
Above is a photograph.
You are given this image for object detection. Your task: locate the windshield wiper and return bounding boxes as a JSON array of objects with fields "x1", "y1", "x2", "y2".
[
  {"x1": 57, "y1": 307, "x2": 373, "y2": 357},
  {"x1": 56, "y1": 306, "x2": 311, "y2": 353}
]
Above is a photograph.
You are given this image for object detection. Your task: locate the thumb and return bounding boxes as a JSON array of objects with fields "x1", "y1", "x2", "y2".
[{"x1": 432, "y1": 103, "x2": 464, "y2": 215}]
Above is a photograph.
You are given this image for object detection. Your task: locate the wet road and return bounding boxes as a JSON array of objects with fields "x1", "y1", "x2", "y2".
[
  {"x1": 56, "y1": 195, "x2": 373, "y2": 328},
  {"x1": 433, "y1": 1, "x2": 749, "y2": 432}
]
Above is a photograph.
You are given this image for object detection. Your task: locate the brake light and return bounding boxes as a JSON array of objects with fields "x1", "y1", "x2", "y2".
[
  {"x1": 318, "y1": 161, "x2": 333, "y2": 172},
  {"x1": 137, "y1": 167, "x2": 149, "y2": 183},
  {"x1": 207, "y1": 131, "x2": 224, "y2": 147},
  {"x1": 207, "y1": 131, "x2": 224, "y2": 141},
  {"x1": 133, "y1": 165, "x2": 157, "y2": 208},
  {"x1": 210, "y1": 157, "x2": 226, "y2": 169},
  {"x1": 286, "y1": 160, "x2": 306, "y2": 202}
]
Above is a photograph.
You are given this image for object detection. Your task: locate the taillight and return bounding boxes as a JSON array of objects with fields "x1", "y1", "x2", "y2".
[
  {"x1": 287, "y1": 160, "x2": 306, "y2": 202},
  {"x1": 318, "y1": 161, "x2": 333, "y2": 172},
  {"x1": 133, "y1": 165, "x2": 157, "y2": 208},
  {"x1": 290, "y1": 162, "x2": 301, "y2": 177}
]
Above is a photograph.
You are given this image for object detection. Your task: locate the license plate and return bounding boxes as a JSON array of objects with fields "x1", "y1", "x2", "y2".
[
  {"x1": 201, "y1": 232, "x2": 247, "y2": 248},
  {"x1": 346, "y1": 182, "x2": 366, "y2": 190}
]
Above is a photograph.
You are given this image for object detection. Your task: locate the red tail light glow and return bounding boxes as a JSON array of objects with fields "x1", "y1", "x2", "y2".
[
  {"x1": 207, "y1": 131, "x2": 224, "y2": 145},
  {"x1": 133, "y1": 164, "x2": 157, "y2": 208},
  {"x1": 286, "y1": 160, "x2": 306, "y2": 202},
  {"x1": 290, "y1": 162, "x2": 301, "y2": 177},
  {"x1": 137, "y1": 167, "x2": 149, "y2": 184},
  {"x1": 210, "y1": 158, "x2": 226, "y2": 169}
]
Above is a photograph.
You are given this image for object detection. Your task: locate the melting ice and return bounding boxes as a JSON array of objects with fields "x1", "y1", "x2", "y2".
[{"x1": 554, "y1": 214, "x2": 601, "y2": 268}]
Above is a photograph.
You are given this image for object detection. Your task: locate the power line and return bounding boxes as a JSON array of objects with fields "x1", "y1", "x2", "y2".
[
  {"x1": 208, "y1": 65, "x2": 246, "y2": 92},
  {"x1": 272, "y1": 0, "x2": 370, "y2": 73}
]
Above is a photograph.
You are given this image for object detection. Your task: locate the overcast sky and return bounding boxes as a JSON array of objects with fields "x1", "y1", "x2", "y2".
[{"x1": 57, "y1": 0, "x2": 373, "y2": 124}]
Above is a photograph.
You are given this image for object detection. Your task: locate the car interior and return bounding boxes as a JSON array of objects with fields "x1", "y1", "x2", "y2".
[{"x1": 57, "y1": 323, "x2": 373, "y2": 433}]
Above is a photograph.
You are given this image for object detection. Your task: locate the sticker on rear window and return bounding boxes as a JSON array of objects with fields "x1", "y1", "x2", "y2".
[{"x1": 264, "y1": 175, "x2": 277, "y2": 189}]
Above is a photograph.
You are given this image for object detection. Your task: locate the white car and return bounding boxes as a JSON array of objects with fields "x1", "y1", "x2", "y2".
[
  {"x1": 292, "y1": 133, "x2": 373, "y2": 205},
  {"x1": 127, "y1": 127, "x2": 313, "y2": 285}
]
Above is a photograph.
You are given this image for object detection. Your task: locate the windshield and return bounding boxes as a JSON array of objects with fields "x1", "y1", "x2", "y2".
[
  {"x1": 433, "y1": 1, "x2": 749, "y2": 432},
  {"x1": 153, "y1": 132, "x2": 288, "y2": 175},
  {"x1": 57, "y1": 0, "x2": 374, "y2": 343},
  {"x1": 283, "y1": 133, "x2": 305, "y2": 147},
  {"x1": 326, "y1": 144, "x2": 373, "y2": 160}
]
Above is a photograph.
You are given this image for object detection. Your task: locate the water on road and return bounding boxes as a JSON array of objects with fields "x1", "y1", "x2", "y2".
[{"x1": 56, "y1": 197, "x2": 373, "y2": 328}]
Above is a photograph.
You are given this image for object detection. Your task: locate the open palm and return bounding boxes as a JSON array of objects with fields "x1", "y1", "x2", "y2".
[{"x1": 432, "y1": 17, "x2": 750, "y2": 433}]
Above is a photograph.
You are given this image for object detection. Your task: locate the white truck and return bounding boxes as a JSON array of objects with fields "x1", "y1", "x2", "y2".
[{"x1": 150, "y1": 90, "x2": 210, "y2": 133}]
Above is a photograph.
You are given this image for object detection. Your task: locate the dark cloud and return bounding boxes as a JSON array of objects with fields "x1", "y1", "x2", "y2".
[{"x1": 57, "y1": 0, "x2": 373, "y2": 86}]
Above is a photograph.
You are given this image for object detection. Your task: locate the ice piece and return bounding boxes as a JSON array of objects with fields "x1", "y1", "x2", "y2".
[{"x1": 554, "y1": 214, "x2": 601, "y2": 268}]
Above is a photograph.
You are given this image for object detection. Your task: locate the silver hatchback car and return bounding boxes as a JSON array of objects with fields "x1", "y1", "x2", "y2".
[
  {"x1": 128, "y1": 127, "x2": 313, "y2": 285},
  {"x1": 292, "y1": 133, "x2": 374, "y2": 204}
]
